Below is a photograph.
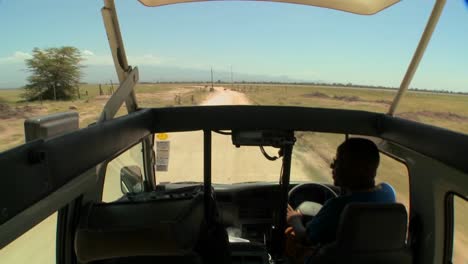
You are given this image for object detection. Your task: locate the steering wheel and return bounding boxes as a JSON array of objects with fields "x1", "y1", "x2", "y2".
[{"x1": 288, "y1": 183, "x2": 339, "y2": 222}]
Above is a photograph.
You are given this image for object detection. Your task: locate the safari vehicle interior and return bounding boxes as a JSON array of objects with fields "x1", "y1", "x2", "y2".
[{"x1": 1, "y1": 0, "x2": 467, "y2": 264}]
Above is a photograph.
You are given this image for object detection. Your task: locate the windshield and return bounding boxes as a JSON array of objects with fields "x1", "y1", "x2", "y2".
[{"x1": 155, "y1": 131, "x2": 337, "y2": 185}]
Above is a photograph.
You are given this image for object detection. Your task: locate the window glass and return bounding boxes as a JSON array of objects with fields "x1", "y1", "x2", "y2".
[
  {"x1": 103, "y1": 142, "x2": 145, "y2": 202},
  {"x1": 0, "y1": 213, "x2": 57, "y2": 264},
  {"x1": 155, "y1": 129, "x2": 410, "y2": 210},
  {"x1": 154, "y1": 131, "x2": 285, "y2": 184},
  {"x1": 452, "y1": 195, "x2": 468, "y2": 263},
  {"x1": 291, "y1": 132, "x2": 343, "y2": 184},
  {"x1": 211, "y1": 133, "x2": 282, "y2": 184},
  {"x1": 155, "y1": 131, "x2": 203, "y2": 184},
  {"x1": 375, "y1": 154, "x2": 410, "y2": 211},
  {"x1": 292, "y1": 133, "x2": 410, "y2": 211}
]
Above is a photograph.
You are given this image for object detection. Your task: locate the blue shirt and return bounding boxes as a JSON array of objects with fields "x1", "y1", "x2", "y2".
[{"x1": 305, "y1": 182, "x2": 396, "y2": 245}]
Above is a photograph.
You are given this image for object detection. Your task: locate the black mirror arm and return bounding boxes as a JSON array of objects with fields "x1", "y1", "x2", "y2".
[
  {"x1": 203, "y1": 130, "x2": 213, "y2": 225},
  {"x1": 271, "y1": 134, "x2": 295, "y2": 260}
]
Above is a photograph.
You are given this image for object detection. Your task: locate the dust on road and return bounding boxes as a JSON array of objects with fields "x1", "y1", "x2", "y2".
[
  {"x1": 200, "y1": 87, "x2": 251, "y2": 106},
  {"x1": 155, "y1": 87, "x2": 312, "y2": 184}
]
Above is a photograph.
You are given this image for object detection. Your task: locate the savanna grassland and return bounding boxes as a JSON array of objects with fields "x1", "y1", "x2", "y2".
[
  {"x1": 0, "y1": 83, "x2": 211, "y2": 152},
  {"x1": 235, "y1": 84, "x2": 468, "y2": 134}
]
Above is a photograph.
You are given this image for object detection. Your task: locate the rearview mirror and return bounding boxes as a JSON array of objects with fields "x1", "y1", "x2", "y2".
[{"x1": 120, "y1": 165, "x2": 144, "y2": 194}]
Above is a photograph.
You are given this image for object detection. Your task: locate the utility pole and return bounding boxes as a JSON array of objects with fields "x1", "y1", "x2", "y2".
[
  {"x1": 230, "y1": 65, "x2": 233, "y2": 89},
  {"x1": 110, "y1": 80, "x2": 114, "y2": 94},
  {"x1": 210, "y1": 67, "x2": 214, "y2": 91}
]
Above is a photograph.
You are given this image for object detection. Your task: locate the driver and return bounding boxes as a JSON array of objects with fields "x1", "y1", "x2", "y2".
[{"x1": 286, "y1": 138, "x2": 396, "y2": 257}]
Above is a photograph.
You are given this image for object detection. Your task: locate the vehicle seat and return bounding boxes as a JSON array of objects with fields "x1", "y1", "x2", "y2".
[
  {"x1": 74, "y1": 191, "x2": 230, "y2": 264},
  {"x1": 307, "y1": 203, "x2": 412, "y2": 264}
]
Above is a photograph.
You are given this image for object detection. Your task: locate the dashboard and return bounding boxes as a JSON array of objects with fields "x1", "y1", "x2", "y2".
[{"x1": 215, "y1": 183, "x2": 280, "y2": 243}]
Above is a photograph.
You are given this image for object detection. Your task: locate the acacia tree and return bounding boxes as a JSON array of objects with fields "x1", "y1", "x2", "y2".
[{"x1": 23, "y1": 47, "x2": 83, "y2": 101}]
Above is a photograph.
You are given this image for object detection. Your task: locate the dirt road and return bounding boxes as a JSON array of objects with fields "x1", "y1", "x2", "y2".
[
  {"x1": 99, "y1": 86, "x2": 313, "y2": 203},
  {"x1": 200, "y1": 87, "x2": 251, "y2": 106},
  {"x1": 155, "y1": 87, "x2": 311, "y2": 184}
]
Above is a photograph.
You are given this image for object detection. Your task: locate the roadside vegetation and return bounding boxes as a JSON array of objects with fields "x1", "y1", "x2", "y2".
[
  {"x1": 22, "y1": 47, "x2": 83, "y2": 101},
  {"x1": 233, "y1": 83, "x2": 468, "y2": 134},
  {"x1": 0, "y1": 83, "x2": 211, "y2": 152},
  {"x1": 0, "y1": 46, "x2": 211, "y2": 151}
]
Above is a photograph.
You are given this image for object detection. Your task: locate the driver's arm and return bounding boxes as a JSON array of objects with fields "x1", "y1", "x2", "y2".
[
  {"x1": 287, "y1": 204, "x2": 307, "y2": 241},
  {"x1": 289, "y1": 218, "x2": 307, "y2": 241},
  {"x1": 305, "y1": 200, "x2": 339, "y2": 245}
]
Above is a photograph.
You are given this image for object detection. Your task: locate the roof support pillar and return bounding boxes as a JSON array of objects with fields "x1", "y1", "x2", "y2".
[
  {"x1": 99, "y1": 0, "x2": 156, "y2": 191},
  {"x1": 388, "y1": 0, "x2": 446, "y2": 116},
  {"x1": 102, "y1": 0, "x2": 138, "y2": 113}
]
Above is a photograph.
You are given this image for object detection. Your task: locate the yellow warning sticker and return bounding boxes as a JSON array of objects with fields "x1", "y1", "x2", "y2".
[{"x1": 156, "y1": 133, "x2": 169, "y2": 140}]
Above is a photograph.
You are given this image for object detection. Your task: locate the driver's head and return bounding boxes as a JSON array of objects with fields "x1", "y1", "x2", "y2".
[{"x1": 330, "y1": 138, "x2": 380, "y2": 190}]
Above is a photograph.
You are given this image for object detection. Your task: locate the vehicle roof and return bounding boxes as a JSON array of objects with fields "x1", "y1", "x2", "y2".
[{"x1": 138, "y1": 0, "x2": 400, "y2": 15}]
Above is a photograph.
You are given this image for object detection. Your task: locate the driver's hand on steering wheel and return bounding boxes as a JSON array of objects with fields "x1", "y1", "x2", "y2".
[{"x1": 287, "y1": 204, "x2": 303, "y2": 226}]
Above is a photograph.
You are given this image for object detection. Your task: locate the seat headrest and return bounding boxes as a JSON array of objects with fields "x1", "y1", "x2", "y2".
[{"x1": 336, "y1": 203, "x2": 407, "y2": 251}]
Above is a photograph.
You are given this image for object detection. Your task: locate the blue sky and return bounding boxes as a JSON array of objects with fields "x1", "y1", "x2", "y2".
[{"x1": 0, "y1": 0, "x2": 467, "y2": 92}]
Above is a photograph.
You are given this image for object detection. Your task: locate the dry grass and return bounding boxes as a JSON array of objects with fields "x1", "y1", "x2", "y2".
[
  {"x1": 236, "y1": 84, "x2": 468, "y2": 135},
  {"x1": 0, "y1": 84, "x2": 210, "y2": 152}
]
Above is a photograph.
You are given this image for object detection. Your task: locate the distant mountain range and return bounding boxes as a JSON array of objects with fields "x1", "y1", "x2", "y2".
[
  {"x1": 0, "y1": 64, "x2": 466, "y2": 95},
  {"x1": 83, "y1": 65, "x2": 305, "y2": 84},
  {"x1": 0, "y1": 63, "x2": 313, "y2": 89}
]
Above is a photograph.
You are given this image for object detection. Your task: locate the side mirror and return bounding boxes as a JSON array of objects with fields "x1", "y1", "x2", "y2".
[{"x1": 120, "y1": 165, "x2": 144, "y2": 194}]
